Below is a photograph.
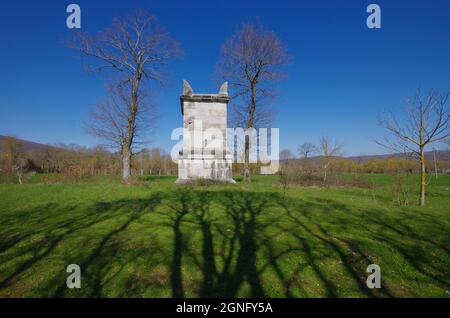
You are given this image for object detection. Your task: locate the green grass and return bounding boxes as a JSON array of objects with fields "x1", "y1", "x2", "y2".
[{"x1": 0, "y1": 174, "x2": 449, "y2": 297}]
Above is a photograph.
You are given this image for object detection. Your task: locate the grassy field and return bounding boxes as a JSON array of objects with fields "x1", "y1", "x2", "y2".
[{"x1": 0, "y1": 174, "x2": 449, "y2": 297}]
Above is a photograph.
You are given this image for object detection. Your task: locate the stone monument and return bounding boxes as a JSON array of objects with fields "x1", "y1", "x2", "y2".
[{"x1": 175, "y1": 80, "x2": 235, "y2": 184}]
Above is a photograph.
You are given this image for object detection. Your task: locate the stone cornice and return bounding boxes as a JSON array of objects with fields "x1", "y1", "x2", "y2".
[{"x1": 180, "y1": 94, "x2": 230, "y2": 114}]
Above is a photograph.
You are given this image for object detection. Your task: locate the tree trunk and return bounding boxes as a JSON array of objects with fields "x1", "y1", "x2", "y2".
[
  {"x1": 244, "y1": 82, "x2": 257, "y2": 183},
  {"x1": 121, "y1": 75, "x2": 140, "y2": 183},
  {"x1": 122, "y1": 146, "x2": 132, "y2": 182},
  {"x1": 419, "y1": 147, "x2": 426, "y2": 206},
  {"x1": 244, "y1": 135, "x2": 250, "y2": 182}
]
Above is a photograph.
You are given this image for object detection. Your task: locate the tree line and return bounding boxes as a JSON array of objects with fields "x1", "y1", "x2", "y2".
[
  {"x1": 0, "y1": 136, "x2": 176, "y2": 184},
  {"x1": 2, "y1": 134, "x2": 447, "y2": 185},
  {"x1": 278, "y1": 148, "x2": 449, "y2": 182}
]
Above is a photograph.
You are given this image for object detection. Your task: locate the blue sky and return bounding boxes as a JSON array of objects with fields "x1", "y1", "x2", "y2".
[{"x1": 0, "y1": 0, "x2": 449, "y2": 156}]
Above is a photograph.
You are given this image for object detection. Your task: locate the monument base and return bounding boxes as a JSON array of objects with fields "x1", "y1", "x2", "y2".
[
  {"x1": 175, "y1": 177, "x2": 236, "y2": 184},
  {"x1": 176, "y1": 158, "x2": 234, "y2": 184}
]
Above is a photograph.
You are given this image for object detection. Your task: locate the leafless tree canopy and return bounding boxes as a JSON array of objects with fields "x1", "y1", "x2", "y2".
[
  {"x1": 229, "y1": 101, "x2": 276, "y2": 129},
  {"x1": 377, "y1": 90, "x2": 449, "y2": 155},
  {"x1": 218, "y1": 23, "x2": 289, "y2": 127},
  {"x1": 85, "y1": 82, "x2": 158, "y2": 152},
  {"x1": 320, "y1": 136, "x2": 343, "y2": 158},
  {"x1": 377, "y1": 89, "x2": 449, "y2": 205},
  {"x1": 217, "y1": 23, "x2": 289, "y2": 95},
  {"x1": 216, "y1": 22, "x2": 289, "y2": 181},
  {"x1": 0, "y1": 137, "x2": 29, "y2": 184},
  {"x1": 68, "y1": 10, "x2": 182, "y2": 84},
  {"x1": 319, "y1": 136, "x2": 343, "y2": 183},
  {"x1": 297, "y1": 142, "x2": 318, "y2": 159},
  {"x1": 68, "y1": 9, "x2": 181, "y2": 181}
]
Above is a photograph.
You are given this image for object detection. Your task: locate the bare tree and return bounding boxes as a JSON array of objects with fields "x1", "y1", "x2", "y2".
[
  {"x1": 319, "y1": 136, "x2": 343, "y2": 184},
  {"x1": 68, "y1": 10, "x2": 181, "y2": 181},
  {"x1": 216, "y1": 22, "x2": 289, "y2": 182},
  {"x1": 297, "y1": 142, "x2": 317, "y2": 159},
  {"x1": 85, "y1": 81, "x2": 158, "y2": 163},
  {"x1": 1, "y1": 137, "x2": 28, "y2": 184},
  {"x1": 377, "y1": 89, "x2": 449, "y2": 206}
]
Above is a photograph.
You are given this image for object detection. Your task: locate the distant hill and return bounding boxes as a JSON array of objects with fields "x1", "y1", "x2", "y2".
[
  {"x1": 1, "y1": 135, "x2": 449, "y2": 163},
  {"x1": 346, "y1": 150, "x2": 450, "y2": 163},
  {"x1": 0, "y1": 135, "x2": 57, "y2": 152},
  {"x1": 285, "y1": 150, "x2": 450, "y2": 165}
]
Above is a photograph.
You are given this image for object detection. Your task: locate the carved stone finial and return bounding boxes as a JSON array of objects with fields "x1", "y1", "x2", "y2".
[
  {"x1": 219, "y1": 82, "x2": 228, "y2": 96},
  {"x1": 183, "y1": 80, "x2": 193, "y2": 96}
]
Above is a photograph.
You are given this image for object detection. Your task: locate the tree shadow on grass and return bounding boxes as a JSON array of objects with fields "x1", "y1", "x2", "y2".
[
  {"x1": 284, "y1": 196, "x2": 450, "y2": 296},
  {"x1": 279, "y1": 197, "x2": 398, "y2": 297},
  {"x1": 0, "y1": 194, "x2": 162, "y2": 297},
  {"x1": 159, "y1": 189, "x2": 281, "y2": 297},
  {"x1": 1, "y1": 188, "x2": 447, "y2": 297},
  {"x1": 182, "y1": 192, "x2": 404, "y2": 297},
  {"x1": 160, "y1": 189, "x2": 397, "y2": 298},
  {"x1": 55, "y1": 195, "x2": 162, "y2": 297},
  {"x1": 360, "y1": 211, "x2": 450, "y2": 290},
  {"x1": 0, "y1": 202, "x2": 115, "y2": 290},
  {"x1": 0, "y1": 203, "x2": 62, "y2": 254}
]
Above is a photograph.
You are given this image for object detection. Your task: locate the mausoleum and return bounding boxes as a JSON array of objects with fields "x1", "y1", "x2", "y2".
[{"x1": 175, "y1": 80, "x2": 235, "y2": 184}]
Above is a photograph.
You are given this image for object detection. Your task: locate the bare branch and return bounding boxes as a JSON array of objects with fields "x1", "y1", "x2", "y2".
[
  {"x1": 68, "y1": 9, "x2": 180, "y2": 180},
  {"x1": 375, "y1": 88, "x2": 449, "y2": 206}
]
